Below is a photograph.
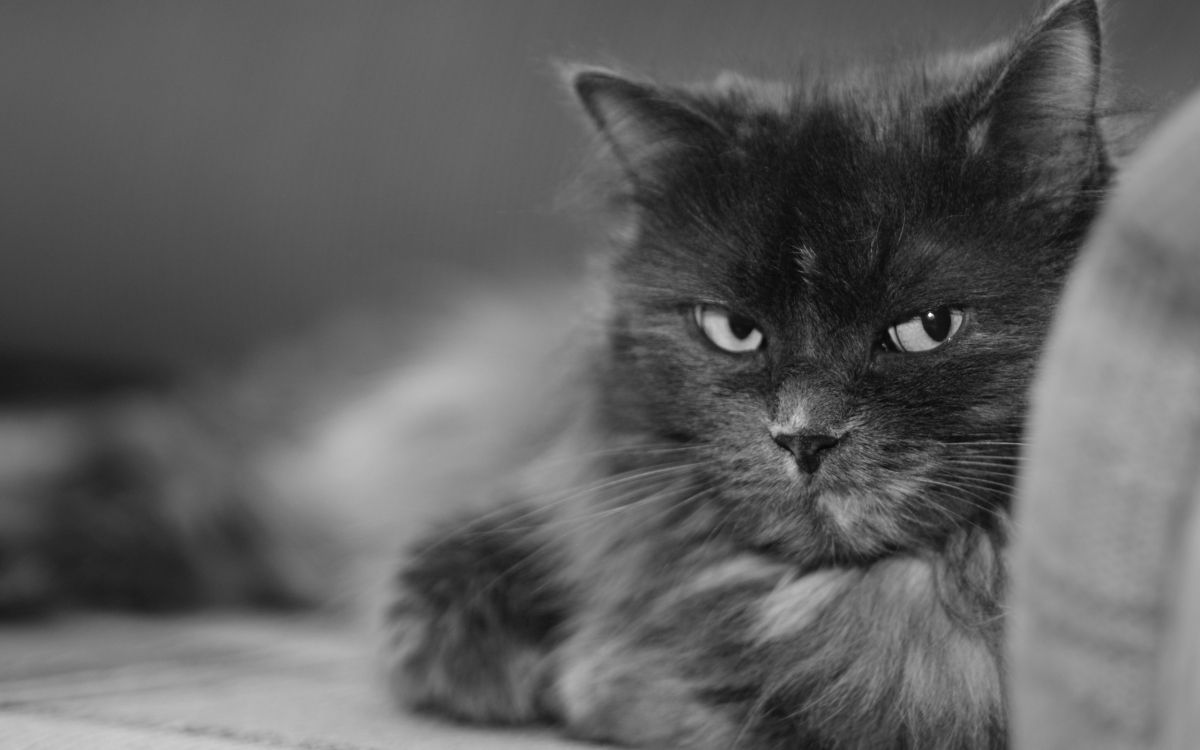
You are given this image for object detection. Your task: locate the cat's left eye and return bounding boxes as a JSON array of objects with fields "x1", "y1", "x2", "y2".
[
  {"x1": 694, "y1": 305, "x2": 764, "y2": 354},
  {"x1": 884, "y1": 307, "x2": 965, "y2": 353}
]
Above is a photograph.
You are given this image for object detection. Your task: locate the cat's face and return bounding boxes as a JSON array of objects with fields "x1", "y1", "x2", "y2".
[{"x1": 578, "y1": 0, "x2": 1108, "y2": 565}]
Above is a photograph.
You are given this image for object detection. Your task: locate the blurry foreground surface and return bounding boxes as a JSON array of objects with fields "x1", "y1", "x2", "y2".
[{"x1": 0, "y1": 614, "x2": 591, "y2": 749}]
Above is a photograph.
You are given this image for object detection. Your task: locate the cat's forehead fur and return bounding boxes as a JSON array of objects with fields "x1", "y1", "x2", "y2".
[
  {"x1": 573, "y1": 0, "x2": 1104, "y2": 310},
  {"x1": 614, "y1": 67, "x2": 1014, "y2": 321},
  {"x1": 704, "y1": 44, "x2": 1005, "y2": 126}
]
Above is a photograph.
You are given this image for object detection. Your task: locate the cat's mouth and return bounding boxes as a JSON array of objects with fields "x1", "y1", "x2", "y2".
[
  {"x1": 705, "y1": 430, "x2": 956, "y2": 563},
  {"x1": 724, "y1": 441, "x2": 952, "y2": 564}
]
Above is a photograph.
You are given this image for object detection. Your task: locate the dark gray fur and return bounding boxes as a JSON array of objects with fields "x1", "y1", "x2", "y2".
[{"x1": 388, "y1": 2, "x2": 1119, "y2": 748}]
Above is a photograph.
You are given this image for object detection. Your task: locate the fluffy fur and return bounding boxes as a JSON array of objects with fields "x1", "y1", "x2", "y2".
[
  {"x1": 0, "y1": 1, "x2": 1129, "y2": 747},
  {"x1": 386, "y1": 2, "x2": 1119, "y2": 748},
  {"x1": 0, "y1": 292, "x2": 580, "y2": 615}
]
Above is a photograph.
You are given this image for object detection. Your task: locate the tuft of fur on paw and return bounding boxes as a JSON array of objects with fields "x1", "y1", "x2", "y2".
[
  {"x1": 556, "y1": 639, "x2": 747, "y2": 750},
  {"x1": 383, "y1": 506, "x2": 569, "y2": 725}
]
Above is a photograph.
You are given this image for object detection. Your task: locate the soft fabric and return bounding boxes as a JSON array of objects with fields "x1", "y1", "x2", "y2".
[
  {"x1": 0, "y1": 614, "x2": 591, "y2": 750},
  {"x1": 1010, "y1": 87, "x2": 1200, "y2": 749}
]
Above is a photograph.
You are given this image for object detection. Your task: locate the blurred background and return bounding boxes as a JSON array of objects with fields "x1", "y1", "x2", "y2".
[{"x1": 0, "y1": 1, "x2": 1196, "y2": 377}]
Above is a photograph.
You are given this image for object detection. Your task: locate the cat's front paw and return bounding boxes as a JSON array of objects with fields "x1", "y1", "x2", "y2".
[
  {"x1": 383, "y1": 508, "x2": 568, "y2": 725},
  {"x1": 554, "y1": 637, "x2": 749, "y2": 749}
]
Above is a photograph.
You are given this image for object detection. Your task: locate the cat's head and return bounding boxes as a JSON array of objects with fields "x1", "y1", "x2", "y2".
[{"x1": 569, "y1": 0, "x2": 1111, "y2": 565}]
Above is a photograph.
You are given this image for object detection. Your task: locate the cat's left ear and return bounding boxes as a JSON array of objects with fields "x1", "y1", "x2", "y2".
[
  {"x1": 969, "y1": 0, "x2": 1106, "y2": 183},
  {"x1": 564, "y1": 65, "x2": 722, "y2": 191}
]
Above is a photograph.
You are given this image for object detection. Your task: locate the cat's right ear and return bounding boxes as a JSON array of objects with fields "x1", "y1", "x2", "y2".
[
  {"x1": 563, "y1": 65, "x2": 720, "y2": 189},
  {"x1": 966, "y1": 0, "x2": 1106, "y2": 189}
]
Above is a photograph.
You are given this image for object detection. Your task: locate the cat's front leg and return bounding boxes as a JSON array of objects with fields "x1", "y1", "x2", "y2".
[
  {"x1": 553, "y1": 633, "x2": 758, "y2": 749},
  {"x1": 550, "y1": 554, "x2": 804, "y2": 749},
  {"x1": 384, "y1": 505, "x2": 571, "y2": 724}
]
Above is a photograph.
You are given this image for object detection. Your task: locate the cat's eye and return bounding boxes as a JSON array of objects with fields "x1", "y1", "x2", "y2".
[
  {"x1": 693, "y1": 305, "x2": 764, "y2": 354},
  {"x1": 883, "y1": 307, "x2": 965, "y2": 353}
]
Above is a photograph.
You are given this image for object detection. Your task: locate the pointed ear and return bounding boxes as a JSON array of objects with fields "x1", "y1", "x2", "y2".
[
  {"x1": 564, "y1": 65, "x2": 721, "y2": 188},
  {"x1": 970, "y1": 0, "x2": 1104, "y2": 172}
]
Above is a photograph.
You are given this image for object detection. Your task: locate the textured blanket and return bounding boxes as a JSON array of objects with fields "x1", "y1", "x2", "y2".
[
  {"x1": 0, "y1": 614, "x2": 589, "y2": 749},
  {"x1": 1011, "y1": 87, "x2": 1200, "y2": 748}
]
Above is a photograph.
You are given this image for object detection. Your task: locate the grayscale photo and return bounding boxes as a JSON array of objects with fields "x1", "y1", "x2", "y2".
[{"x1": 1, "y1": 2, "x2": 1198, "y2": 748}]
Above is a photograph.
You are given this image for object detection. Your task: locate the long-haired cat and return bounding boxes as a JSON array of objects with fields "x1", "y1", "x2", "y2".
[
  {"x1": 385, "y1": 1, "x2": 1119, "y2": 747},
  {"x1": 0, "y1": 0, "x2": 1133, "y2": 747}
]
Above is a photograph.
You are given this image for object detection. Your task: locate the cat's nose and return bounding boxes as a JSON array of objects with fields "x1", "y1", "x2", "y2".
[{"x1": 772, "y1": 432, "x2": 840, "y2": 473}]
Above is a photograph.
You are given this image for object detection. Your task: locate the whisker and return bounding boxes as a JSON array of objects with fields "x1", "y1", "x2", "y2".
[
  {"x1": 908, "y1": 476, "x2": 1004, "y2": 516},
  {"x1": 943, "y1": 457, "x2": 1022, "y2": 467},
  {"x1": 410, "y1": 461, "x2": 708, "y2": 552},
  {"x1": 938, "y1": 474, "x2": 1015, "y2": 492},
  {"x1": 459, "y1": 483, "x2": 718, "y2": 610},
  {"x1": 525, "y1": 442, "x2": 707, "y2": 469}
]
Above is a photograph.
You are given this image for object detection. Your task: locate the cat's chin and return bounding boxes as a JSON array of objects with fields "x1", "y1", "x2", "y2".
[
  {"x1": 742, "y1": 521, "x2": 893, "y2": 570},
  {"x1": 724, "y1": 473, "x2": 918, "y2": 568}
]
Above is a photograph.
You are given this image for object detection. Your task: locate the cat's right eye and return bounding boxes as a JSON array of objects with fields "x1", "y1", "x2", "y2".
[
  {"x1": 693, "y1": 304, "x2": 764, "y2": 354},
  {"x1": 882, "y1": 306, "x2": 965, "y2": 353}
]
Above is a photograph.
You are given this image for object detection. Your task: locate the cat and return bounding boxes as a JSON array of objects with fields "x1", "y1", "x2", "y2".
[
  {"x1": 0, "y1": 0, "x2": 1134, "y2": 746},
  {"x1": 384, "y1": 1, "x2": 1121, "y2": 747}
]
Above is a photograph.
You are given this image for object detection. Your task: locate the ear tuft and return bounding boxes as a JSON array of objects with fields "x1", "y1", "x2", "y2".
[
  {"x1": 563, "y1": 64, "x2": 720, "y2": 186},
  {"x1": 969, "y1": 0, "x2": 1105, "y2": 186}
]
